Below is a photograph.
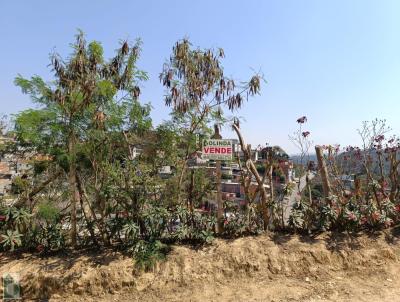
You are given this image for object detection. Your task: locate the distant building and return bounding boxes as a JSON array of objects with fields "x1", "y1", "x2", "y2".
[
  {"x1": 221, "y1": 181, "x2": 243, "y2": 197},
  {"x1": 236, "y1": 148, "x2": 259, "y2": 162},
  {"x1": 131, "y1": 146, "x2": 143, "y2": 159},
  {"x1": 158, "y1": 165, "x2": 174, "y2": 179},
  {"x1": 278, "y1": 160, "x2": 294, "y2": 183},
  {"x1": 339, "y1": 174, "x2": 355, "y2": 190},
  {"x1": 0, "y1": 135, "x2": 33, "y2": 196},
  {"x1": 0, "y1": 161, "x2": 12, "y2": 195},
  {"x1": 188, "y1": 151, "x2": 208, "y2": 166}
]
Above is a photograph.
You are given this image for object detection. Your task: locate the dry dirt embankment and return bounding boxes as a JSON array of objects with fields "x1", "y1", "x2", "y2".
[{"x1": 2, "y1": 231, "x2": 400, "y2": 302}]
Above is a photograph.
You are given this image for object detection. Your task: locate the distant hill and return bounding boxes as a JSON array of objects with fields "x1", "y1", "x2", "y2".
[
  {"x1": 289, "y1": 154, "x2": 317, "y2": 165},
  {"x1": 336, "y1": 149, "x2": 399, "y2": 175},
  {"x1": 290, "y1": 149, "x2": 398, "y2": 176}
]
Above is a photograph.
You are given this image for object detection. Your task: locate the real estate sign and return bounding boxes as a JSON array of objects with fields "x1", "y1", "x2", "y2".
[{"x1": 202, "y1": 139, "x2": 232, "y2": 160}]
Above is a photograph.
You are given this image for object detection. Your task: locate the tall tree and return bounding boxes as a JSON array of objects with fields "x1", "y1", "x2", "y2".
[
  {"x1": 14, "y1": 31, "x2": 147, "y2": 246},
  {"x1": 160, "y1": 38, "x2": 262, "y2": 204}
]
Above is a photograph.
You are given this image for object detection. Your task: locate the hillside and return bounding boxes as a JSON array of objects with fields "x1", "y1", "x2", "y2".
[
  {"x1": 2, "y1": 231, "x2": 400, "y2": 302},
  {"x1": 290, "y1": 154, "x2": 318, "y2": 165},
  {"x1": 291, "y1": 149, "x2": 399, "y2": 176}
]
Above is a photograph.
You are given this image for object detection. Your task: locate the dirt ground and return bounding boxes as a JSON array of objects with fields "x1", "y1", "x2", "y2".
[{"x1": 2, "y1": 230, "x2": 400, "y2": 302}]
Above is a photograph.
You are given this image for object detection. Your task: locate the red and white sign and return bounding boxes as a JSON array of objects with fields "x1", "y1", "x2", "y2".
[{"x1": 202, "y1": 139, "x2": 232, "y2": 160}]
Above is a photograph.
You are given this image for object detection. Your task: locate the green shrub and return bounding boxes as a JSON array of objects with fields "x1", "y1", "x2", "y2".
[
  {"x1": 1, "y1": 229, "x2": 22, "y2": 251},
  {"x1": 256, "y1": 165, "x2": 265, "y2": 174},
  {"x1": 222, "y1": 202, "x2": 263, "y2": 236},
  {"x1": 10, "y1": 177, "x2": 29, "y2": 195},
  {"x1": 35, "y1": 223, "x2": 65, "y2": 252},
  {"x1": 132, "y1": 240, "x2": 170, "y2": 272},
  {"x1": 122, "y1": 221, "x2": 140, "y2": 245},
  {"x1": 171, "y1": 205, "x2": 215, "y2": 242},
  {"x1": 221, "y1": 174, "x2": 233, "y2": 180},
  {"x1": 33, "y1": 160, "x2": 48, "y2": 175},
  {"x1": 37, "y1": 202, "x2": 60, "y2": 223}
]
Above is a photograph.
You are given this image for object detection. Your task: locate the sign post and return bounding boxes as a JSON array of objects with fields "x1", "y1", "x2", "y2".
[{"x1": 203, "y1": 134, "x2": 232, "y2": 234}]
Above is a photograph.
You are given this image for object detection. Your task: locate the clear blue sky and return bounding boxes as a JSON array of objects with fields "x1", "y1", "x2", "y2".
[{"x1": 1, "y1": 0, "x2": 399, "y2": 154}]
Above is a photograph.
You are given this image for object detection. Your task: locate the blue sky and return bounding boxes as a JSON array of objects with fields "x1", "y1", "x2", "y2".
[{"x1": 1, "y1": 0, "x2": 399, "y2": 153}]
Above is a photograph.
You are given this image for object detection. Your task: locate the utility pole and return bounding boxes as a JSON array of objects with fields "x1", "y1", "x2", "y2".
[{"x1": 212, "y1": 124, "x2": 224, "y2": 234}]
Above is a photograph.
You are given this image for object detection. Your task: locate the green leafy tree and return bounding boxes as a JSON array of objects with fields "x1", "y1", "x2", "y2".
[{"x1": 14, "y1": 31, "x2": 147, "y2": 247}]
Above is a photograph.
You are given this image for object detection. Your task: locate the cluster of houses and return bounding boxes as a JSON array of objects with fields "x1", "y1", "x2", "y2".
[
  {"x1": 0, "y1": 135, "x2": 295, "y2": 211},
  {"x1": 186, "y1": 139, "x2": 295, "y2": 211},
  {"x1": 0, "y1": 135, "x2": 16, "y2": 195},
  {"x1": 0, "y1": 135, "x2": 31, "y2": 198}
]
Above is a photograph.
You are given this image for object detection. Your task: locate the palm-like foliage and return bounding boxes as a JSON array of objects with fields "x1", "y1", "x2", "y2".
[{"x1": 1, "y1": 229, "x2": 22, "y2": 251}]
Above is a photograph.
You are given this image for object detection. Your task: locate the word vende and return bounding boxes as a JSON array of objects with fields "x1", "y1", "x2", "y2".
[{"x1": 202, "y1": 139, "x2": 233, "y2": 160}]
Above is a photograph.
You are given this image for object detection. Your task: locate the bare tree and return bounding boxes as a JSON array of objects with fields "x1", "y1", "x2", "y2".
[
  {"x1": 357, "y1": 119, "x2": 392, "y2": 209},
  {"x1": 160, "y1": 38, "x2": 263, "y2": 204},
  {"x1": 289, "y1": 116, "x2": 313, "y2": 203},
  {"x1": 289, "y1": 116, "x2": 312, "y2": 174},
  {"x1": 232, "y1": 119, "x2": 269, "y2": 230}
]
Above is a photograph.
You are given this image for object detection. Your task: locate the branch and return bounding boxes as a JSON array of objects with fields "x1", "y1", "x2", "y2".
[{"x1": 15, "y1": 170, "x2": 63, "y2": 207}]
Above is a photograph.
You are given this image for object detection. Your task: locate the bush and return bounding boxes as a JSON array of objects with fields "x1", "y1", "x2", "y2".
[
  {"x1": 33, "y1": 160, "x2": 48, "y2": 175},
  {"x1": 0, "y1": 204, "x2": 66, "y2": 253},
  {"x1": 256, "y1": 165, "x2": 265, "y2": 174},
  {"x1": 132, "y1": 240, "x2": 170, "y2": 272},
  {"x1": 142, "y1": 204, "x2": 170, "y2": 239},
  {"x1": 311, "y1": 183, "x2": 323, "y2": 199},
  {"x1": 37, "y1": 202, "x2": 59, "y2": 223},
  {"x1": 34, "y1": 223, "x2": 66, "y2": 253},
  {"x1": 222, "y1": 202, "x2": 264, "y2": 236},
  {"x1": 171, "y1": 205, "x2": 215, "y2": 243},
  {"x1": 288, "y1": 195, "x2": 400, "y2": 233},
  {"x1": 221, "y1": 174, "x2": 233, "y2": 180},
  {"x1": 122, "y1": 220, "x2": 140, "y2": 245},
  {"x1": 1, "y1": 229, "x2": 22, "y2": 251},
  {"x1": 10, "y1": 176, "x2": 29, "y2": 195}
]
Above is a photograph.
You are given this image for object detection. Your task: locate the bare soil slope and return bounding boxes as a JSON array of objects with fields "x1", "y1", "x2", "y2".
[{"x1": 2, "y1": 231, "x2": 400, "y2": 301}]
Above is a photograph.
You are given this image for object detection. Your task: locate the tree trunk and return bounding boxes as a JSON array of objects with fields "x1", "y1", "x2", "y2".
[
  {"x1": 267, "y1": 160, "x2": 274, "y2": 200},
  {"x1": 306, "y1": 172, "x2": 312, "y2": 204},
  {"x1": 232, "y1": 123, "x2": 269, "y2": 230},
  {"x1": 377, "y1": 152, "x2": 388, "y2": 198},
  {"x1": 177, "y1": 136, "x2": 194, "y2": 205},
  {"x1": 210, "y1": 126, "x2": 224, "y2": 234},
  {"x1": 14, "y1": 170, "x2": 63, "y2": 208},
  {"x1": 76, "y1": 172, "x2": 110, "y2": 245},
  {"x1": 389, "y1": 153, "x2": 400, "y2": 202},
  {"x1": 236, "y1": 155, "x2": 248, "y2": 201},
  {"x1": 68, "y1": 132, "x2": 79, "y2": 248},
  {"x1": 215, "y1": 160, "x2": 224, "y2": 233},
  {"x1": 29, "y1": 170, "x2": 62, "y2": 202},
  {"x1": 75, "y1": 174, "x2": 98, "y2": 246},
  {"x1": 315, "y1": 146, "x2": 331, "y2": 200},
  {"x1": 188, "y1": 169, "x2": 195, "y2": 211}
]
